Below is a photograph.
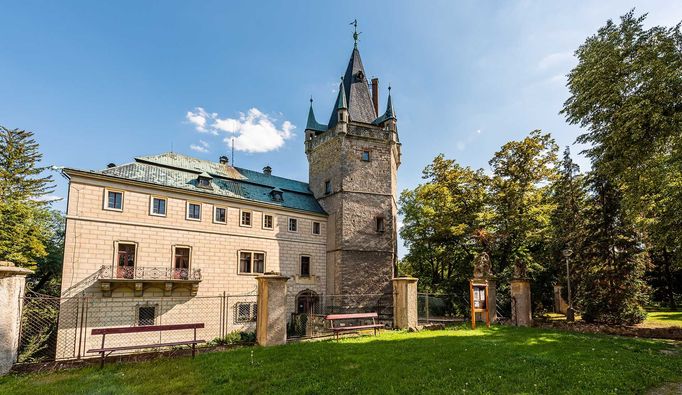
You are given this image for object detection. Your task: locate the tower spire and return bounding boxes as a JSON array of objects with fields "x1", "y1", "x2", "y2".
[
  {"x1": 306, "y1": 96, "x2": 327, "y2": 133},
  {"x1": 350, "y1": 19, "x2": 360, "y2": 48}
]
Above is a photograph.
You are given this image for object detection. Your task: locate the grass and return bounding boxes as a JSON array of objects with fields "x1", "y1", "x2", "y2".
[
  {"x1": 1, "y1": 326, "x2": 681, "y2": 394},
  {"x1": 640, "y1": 310, "x2": 682, "y2": 328}
]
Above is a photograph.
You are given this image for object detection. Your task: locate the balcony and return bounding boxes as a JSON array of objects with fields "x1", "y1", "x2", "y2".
[{"x1": 97, "y1": 265, "x2": 202, "y2": 297}]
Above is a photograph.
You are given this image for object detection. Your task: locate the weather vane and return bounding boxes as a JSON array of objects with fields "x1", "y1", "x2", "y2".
[{"x1": 350, "y1": 19, "x2": 361, "y2": 48}]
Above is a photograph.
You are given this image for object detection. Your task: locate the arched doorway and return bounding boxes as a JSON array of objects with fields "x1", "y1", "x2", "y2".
[{"x1": 296, "y1": 290, "x2": 319, "y2": 314}]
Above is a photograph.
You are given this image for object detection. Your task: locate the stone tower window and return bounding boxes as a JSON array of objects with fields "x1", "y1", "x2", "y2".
[
  {"x1": 361, "y1": 150, "x2": 370, "y2": 162},
  {"x1": 375, "y1": 216, "x2": 385, "y2": 233},
  {"x1": 324, "y1": 180, "x2": 332, "y2": 195}
]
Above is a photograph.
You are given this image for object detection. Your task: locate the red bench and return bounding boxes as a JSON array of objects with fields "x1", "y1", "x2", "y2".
[
  {"x1": 87, "y1": 323, "x2": 205, "y2": 367},
  {"x1": 325, "y1": 312, "x2": 383, "y2": 340}
]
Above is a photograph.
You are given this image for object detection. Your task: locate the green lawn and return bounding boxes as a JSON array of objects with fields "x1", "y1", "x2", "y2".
[
  {"x1": 1, "y1": 326, "x2": 681, "y2": 394},
  {"x1": 641, "y1": 310, "x2": 682, "y2": 328}
]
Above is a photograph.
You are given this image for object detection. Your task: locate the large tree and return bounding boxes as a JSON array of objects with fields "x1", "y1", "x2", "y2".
[
  {"x1": 0, "y1": 126, "x2": 55, "y2": 269},
  {"x1": 488, "y1": 130, "x2": 559, "y2": 311},
  {"x1": 562, "y1": 10, "x2": 682, "y2": 308},
  {"x1": 398, "y1": 155, "x2": 489, "y2": 302},
  {"x1": 577, "y1": 173, "x2": 649, "y2": 325}
]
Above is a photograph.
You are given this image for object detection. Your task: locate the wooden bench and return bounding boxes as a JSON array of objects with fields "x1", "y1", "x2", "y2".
[
  {"x1": 87, "y1": 323, "x2": 205, "y2": 367},
  {"x1": 325, "y1": 312, "x2": 383, "y2": 340}
]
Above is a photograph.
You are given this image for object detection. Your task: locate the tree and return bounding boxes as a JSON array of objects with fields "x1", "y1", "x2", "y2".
[
  {"x1": 0, "y1": 126, "x2": 55, "y2": 269},
  {"x1": 549, "y1": 147, "x2": 587, "y2": 304},
  {"x1": 577, "y1": 174, "x2": 649, "y2": 325},
  {"x1": 562, "y1": 10, "x2": 682, "y2": 308},
  {"x1": 398, "y1": 155, "x2": 489, "y2": 306},
  {"x1": 0, "y1": 126, "x2": 54, "y2": 202},
  {"x1": 488, "y1": 130, "x2": 559, "y2": 311}
]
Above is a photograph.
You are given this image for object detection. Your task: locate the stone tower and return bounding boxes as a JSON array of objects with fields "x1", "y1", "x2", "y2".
[{"x1": 305, "y1": 42, "x2": 401, "y2": 295}]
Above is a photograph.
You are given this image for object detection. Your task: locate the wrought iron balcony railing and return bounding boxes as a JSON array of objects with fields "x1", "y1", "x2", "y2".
[{"x1": 98, "y1": 265, "x2": 202, "y2": 281}]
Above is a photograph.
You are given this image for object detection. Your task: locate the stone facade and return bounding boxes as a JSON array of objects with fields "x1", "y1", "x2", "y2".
[{"x1": 306, "y1": 48, "x2": 401, "y2": 296}]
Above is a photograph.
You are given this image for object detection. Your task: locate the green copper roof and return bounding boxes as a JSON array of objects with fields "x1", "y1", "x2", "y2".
[
  {"x1": 71, "y1": 152, "x2": 325, "y2": 214},
  {"x1": 373, "y1": 88, "x2": 396, "y2": 125},
  {"x1": 335, "y1": 80, "x2": 347, "y2": 110},
  {"x1": 305, "y1": 99, "x2": 328, "y2": 132}
]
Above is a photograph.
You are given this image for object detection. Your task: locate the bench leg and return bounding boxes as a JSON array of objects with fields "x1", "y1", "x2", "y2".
[
  {"x1": 100, "y1": 351, "x2": 105, "y2": 369},
  {"x1": 192, "y1": 343, "x2": 196, "y2": 359}
]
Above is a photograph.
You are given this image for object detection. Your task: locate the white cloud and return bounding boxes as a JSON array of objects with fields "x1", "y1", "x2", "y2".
[
  {"x1": 190, "y1": 140, "x2": 210, "y2": 153},
  {"x1": 537, "y1": 51, "x2": 575, "y2": 71},
  {"x1": 186, "y1": 107, "x2": 296, "y2": 153},
  {"x1": 456, "y1": 141, "x2": 466, "y2": 151}
]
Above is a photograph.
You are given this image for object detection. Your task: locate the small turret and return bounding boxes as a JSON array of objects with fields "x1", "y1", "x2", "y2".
[{"x1": 335, "y1": 79, "x2": 349, "y2": 134}]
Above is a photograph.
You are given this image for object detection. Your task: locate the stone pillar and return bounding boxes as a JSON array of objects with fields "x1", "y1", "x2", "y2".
[
  {"x1": 511, "y1": 279, "x2": 532, "y2": 326},
  {"x1": 0, "y1": 261, "x2": 32, "y2": 375},
  {"x1": 255, "y1": 274, "x2": 289, "y2": 346},
  {"x1": 392, "y1": 277, "x2": 418, "y2": 330},
  {"x1": 487, "y1": 280, "x2": 497, "y2": 323}
]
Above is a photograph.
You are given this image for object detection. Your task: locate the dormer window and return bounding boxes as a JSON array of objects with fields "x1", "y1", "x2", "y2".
[
  {"x1": 197, "y1": 172, "x2": 213, "y2": 189},
  {"x1": 270, "y1": 187, "x2": 284, "y2": 202}
]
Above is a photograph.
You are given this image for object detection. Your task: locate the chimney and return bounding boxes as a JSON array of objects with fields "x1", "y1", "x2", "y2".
[
  {"x1": 219, "y1": 155, "x2": 229, "y2": 165},
  {"x1": 263, "y1": 165, "x2": 272, "y2": 176},
  {"x1": 371, "y1": 78, "x2": 379, "y2": 115}
]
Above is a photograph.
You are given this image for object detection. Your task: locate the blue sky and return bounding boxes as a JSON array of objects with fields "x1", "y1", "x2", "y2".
[{"x1": 2, "y1": 1, "x2": 680, "y2": 256}]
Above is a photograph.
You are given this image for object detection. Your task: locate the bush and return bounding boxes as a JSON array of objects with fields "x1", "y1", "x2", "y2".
[{"x1": 210, "y1": 331, "x2": 256, "y2": 346}]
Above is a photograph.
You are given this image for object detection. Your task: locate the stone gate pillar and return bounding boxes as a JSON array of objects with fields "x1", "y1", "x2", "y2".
[
  {"x1": 392, "y1": 277, "x2": 418, "y2": 330},
  {"x1": 0, "y1": 261, "x2": 32, "y2": 375},
  {"x1": 511, "y1": 278, "x2": 532, "y2": 326},
  {"x1": 255, "y1": 274, "x2": 289, "y2": 346}
]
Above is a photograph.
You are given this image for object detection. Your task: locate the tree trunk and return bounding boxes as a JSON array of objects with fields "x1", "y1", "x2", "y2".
[{"x1": 662, "y1": 249, "x2": 676, "y2": 310}]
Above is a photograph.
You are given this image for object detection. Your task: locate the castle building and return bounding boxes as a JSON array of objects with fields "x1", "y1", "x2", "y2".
[{"x1": 56, "y1": 39, "x2": 399, "y2": 356}]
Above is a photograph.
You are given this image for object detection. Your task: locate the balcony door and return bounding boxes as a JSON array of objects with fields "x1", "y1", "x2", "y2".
[
  {"x1": 117, "y1": 243, "x2": 136, "y2": 279},
  {"x1": 173, "y1": 247, "x2": 191, "y2": 279}
]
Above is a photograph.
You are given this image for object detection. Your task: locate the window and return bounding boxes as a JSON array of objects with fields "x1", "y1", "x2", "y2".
[
  {"x1": 105, "y1": 189, "x2": 123, "y2": 211},
  {"x1": 240, "y1": 210, "x2": 252, "y2": 227},
  {"x1": 137, "y1": 306, "x2": 156, "y2": 326},
  {"x1": 288, "y1": 218, "x2": 298, "y2": 232},
  {"x1": 116, "y1": 242, "x2": 136, "y2": 279},
  {"x1": 324, "y1": 180, "x2": 332, "y2": 195},
  {"x1": 362, "y1": 150, "x2": 370, "y2": 161},
  {"x1": 312, "y1": 221, "x2": 321, "y2": 235},
  {"x1": 150, "y1": 196, "x2": 166, "y2": 216},
  {"x1": 214, "y1": 207, "x2": 226, "y2": 223},
  {"x1": 173, "y1": 246, "x2": 191, "y2": 279},
  {"x1": 236, "y1": 303, "x2": 257, "y2": 323},
  {"x1": 300, "y1": 256, "x2": 311, "y2": 277},
  {"x1": 239, "y1": 251, "x2": 265, "y2": 274},
  {"x1": 262, "y1": 214, "x2": 274, "y2": 230},
  {"x1": 186, "y1": 202, "x2": 201, "y2": 220},
  {"x1": 376, "y1": 216, "x2": 386, "y2": 233}
]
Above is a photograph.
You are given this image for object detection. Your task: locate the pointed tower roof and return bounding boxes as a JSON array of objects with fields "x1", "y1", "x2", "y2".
[
  {"x1": 328, "y1": 47, "x2": 377, "y2": 127},
  {"x1": 373, "y1": 86, "x2": 397, "y2": 125},
  {"x1": 305, "y1": 98, "x2": 327, "y2": 133},
  {"x1": 335, "y1": 80, "x2": 347, "y2": 110}
]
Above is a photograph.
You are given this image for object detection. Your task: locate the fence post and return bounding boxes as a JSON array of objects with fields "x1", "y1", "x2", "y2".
[
  {"x1": 392, "y1": 277, "x2": 418, "y2": 331},
  {"x1": 255, "y1": 274, "x2": 289, "y2": 346},
  {"x1": 425, "y1": 294, "x2": 430, "y2": 324},
  {"x1": 0, "y1": 261, "x2": 33, "y2": 375}
]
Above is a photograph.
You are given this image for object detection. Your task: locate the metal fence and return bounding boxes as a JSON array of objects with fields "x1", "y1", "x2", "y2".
[
  {"x1": 417, "y1": 293, "x2": 469, "y2": 325},
  {"x1": 287, "y1": 293, "x2": 394, "y2": 339},
  {"x1": 16, "y1": 292, "x2": 257, "y2": 364}
]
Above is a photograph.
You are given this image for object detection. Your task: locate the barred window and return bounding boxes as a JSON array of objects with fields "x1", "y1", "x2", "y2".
[
  {"x1": 236, "y1": 302, "x2": 257, "y2": 322},
  {"x1": 138, "y1": 306, "x2": 155, "y2": 326}
]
